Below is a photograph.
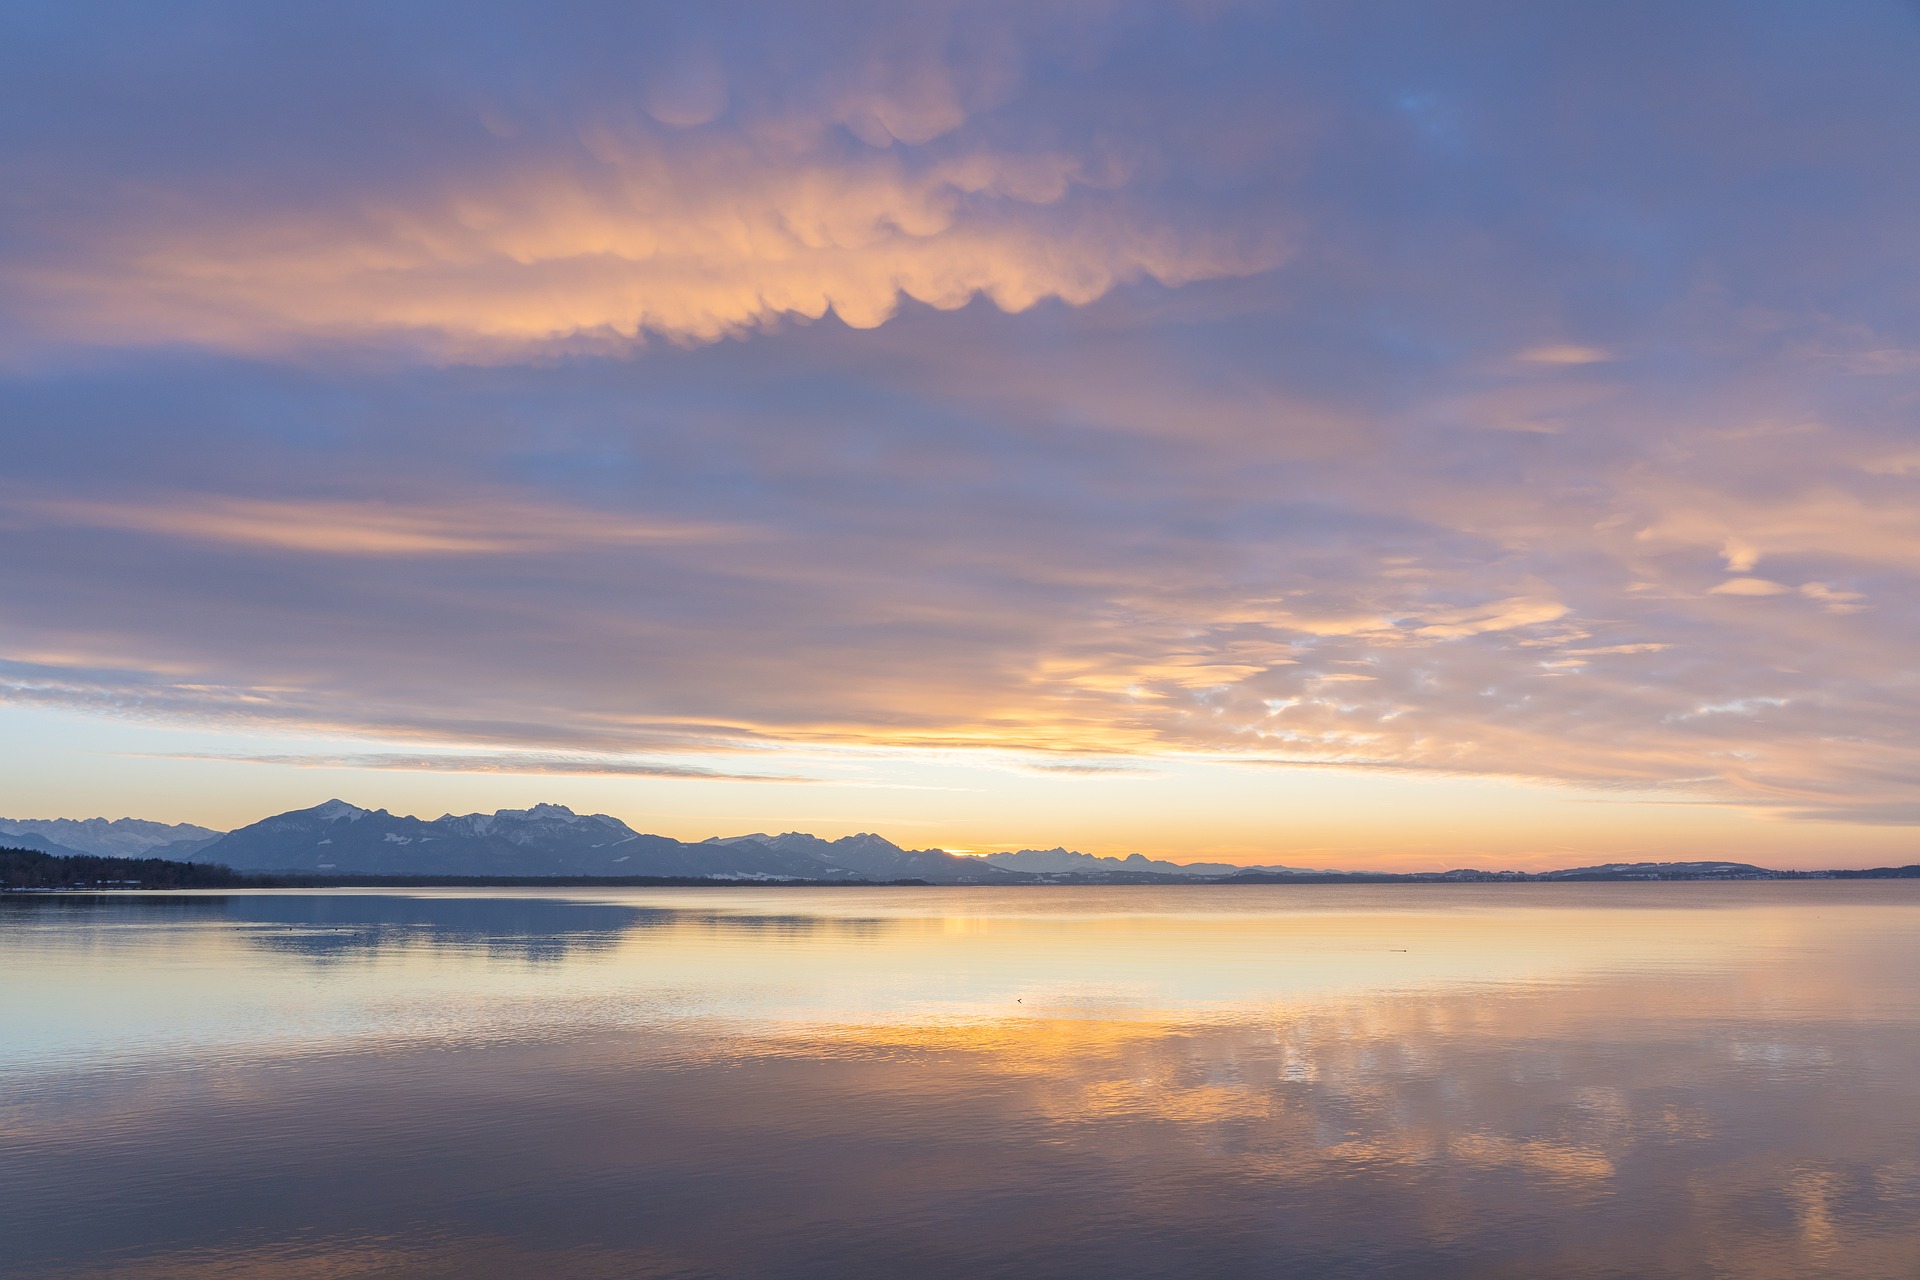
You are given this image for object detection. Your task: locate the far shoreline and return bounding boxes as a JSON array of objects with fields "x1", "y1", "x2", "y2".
[{"x1": 6, "y1": 846, "x2": 1919, "y2": 893}]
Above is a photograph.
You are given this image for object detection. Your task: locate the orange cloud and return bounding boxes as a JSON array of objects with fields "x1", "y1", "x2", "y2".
[
  {"x1": 4, "y1": 492, "x2": 742, "y2": 556},
  {"x1": 14, "y1": 133, "x2": 1281, "y2": 359},
  {"x1": 1708, "y1": 577, "x2": 1791, "y2": 596},
  {"x1": 1516, "y1": 343, "x2": 1614, "y2": 365}
]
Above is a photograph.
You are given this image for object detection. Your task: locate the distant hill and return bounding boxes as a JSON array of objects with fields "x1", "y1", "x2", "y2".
[
  {"x1": 1535, "y1": 860, "x2": 1779, "y2": 880},
  {"x1": 984, "y1": 847, "x2": 1332, "y2": 877},
  {"x1": 0, "y1": 830, "x2": 90, "y2": 859}
]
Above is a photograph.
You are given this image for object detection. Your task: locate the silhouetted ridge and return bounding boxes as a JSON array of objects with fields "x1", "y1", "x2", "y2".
[
  {"x1": 198, "y1": 803, "x2": 1021, "y2": 882},
  {"x1": 12, "y1": 803, "x2": 1908, "y2": 886}
]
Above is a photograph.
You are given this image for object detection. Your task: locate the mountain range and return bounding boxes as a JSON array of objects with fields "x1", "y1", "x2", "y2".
[
  {"x1": 170, "y1": 800, "x2": 1043, "y2": 882},
  {"x1": 2, "y1": 800, "x2": 1875, "y2": 883},
  {"x1": 0, "y1": 801, "x2": 1390, "y2": 881},
  {"x1": 0, "y1": 816, "x2": 222, "y2": 861},
  {"x1": 15, "y1": 799, "x2": 1339, "y2": 882}
]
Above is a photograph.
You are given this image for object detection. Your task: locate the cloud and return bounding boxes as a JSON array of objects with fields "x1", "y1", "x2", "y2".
[
  {"x1": 13, "y1": 146, "x2": 1272, "y2": 358},
  {"x1": 2, "y1": 492, "x2": 744, "y2": 556},
  {"x1": 148, "y1": 751, "x2": 813, "y2": 782},
  {"x1": 1707, "y1": 578, "x2": 1791, "y2": 597},
  {"x1": 1410, "y1": 596, "x2": 1569, "y2": 638},
  {"x1": 1631, "y1": 487, "x2": 1920, "y2": 576},
  {"x1": 1778, "y1": 802, "x2": 1920, "y2": 827},
  {"x1": 1517, "y1": 344, "x2": 1613, "y2": 366},
  {"x1": 1017, "y1": 759, "x2": 1155, "y2": 776},
  {"x1": 1720, "y1": 539, "x2": 1760, "y2": 573},
  {"x1": 1799, "y1": 582, "x2": 1866, "y2": 613}
]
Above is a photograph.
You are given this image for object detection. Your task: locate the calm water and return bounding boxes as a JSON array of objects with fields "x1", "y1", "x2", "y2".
[{"x1": 4, "y1": 884, "x2": 1919, "y2": 1278}]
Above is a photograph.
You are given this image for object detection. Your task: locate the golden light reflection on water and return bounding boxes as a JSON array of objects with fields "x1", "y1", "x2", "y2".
[{"x1": 5, "y1": 884, "x2": 1920, "y2": 1278}]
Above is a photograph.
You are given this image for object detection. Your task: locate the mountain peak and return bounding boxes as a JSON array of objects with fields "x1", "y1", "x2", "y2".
[
  {"x1": 307, "y1": 799, "x2": 370, "y2": 821},
  {"x1": 838, "y1": 832, "x2": 903, "y2": 849}
]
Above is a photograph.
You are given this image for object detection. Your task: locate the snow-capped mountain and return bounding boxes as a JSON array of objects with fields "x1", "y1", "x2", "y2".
[
  {"x1": 49, "y1": 799, "x2": 1298, "y2": 882},
  {"x1": 0, "y1": 815, "x2": 223, "y2": 859},
  {"x1": 192, "y1": 802, "x2": 1033, "y2": 880},
  {"x1": 200, "y1": 800, "x2": 827, "y2": 878}
]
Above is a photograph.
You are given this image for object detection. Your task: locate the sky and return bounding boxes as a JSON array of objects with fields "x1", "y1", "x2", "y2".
[{"x1": 4, "y1": 1, "x2": 1920, "y2": 869}]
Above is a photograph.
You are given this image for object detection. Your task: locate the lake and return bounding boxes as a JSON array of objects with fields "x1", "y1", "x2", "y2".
[{"x1": 4, "y1": 883, "x2": 1919, "y2": 1278}]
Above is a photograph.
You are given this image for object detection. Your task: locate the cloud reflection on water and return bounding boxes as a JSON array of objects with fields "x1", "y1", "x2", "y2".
[{"x1": 4, "y1": 886, "x2": 1920, "y2": 1277}]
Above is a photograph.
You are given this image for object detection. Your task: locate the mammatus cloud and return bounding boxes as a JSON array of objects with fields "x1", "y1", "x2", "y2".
[{"x1": 9, "y1": 104, "x2": 1279, "y2": 359}]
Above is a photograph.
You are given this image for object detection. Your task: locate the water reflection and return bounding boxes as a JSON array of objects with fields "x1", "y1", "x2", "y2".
[
  {"x1": 2, "y1": 890, "x2": 894, "y2": 964},
  {"x1": 3, "y1": 885, "x2": 1919, "y2": 1278}
]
